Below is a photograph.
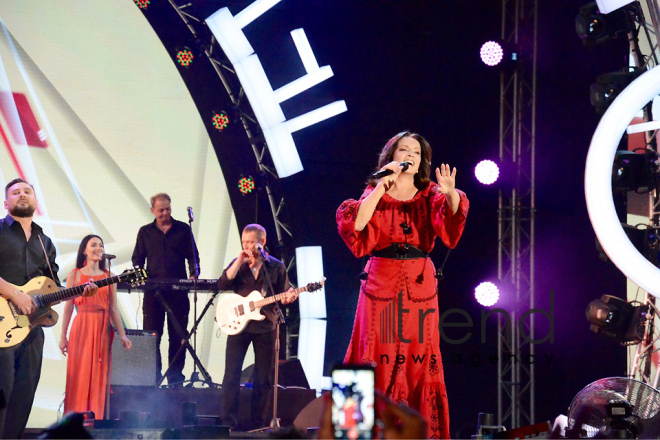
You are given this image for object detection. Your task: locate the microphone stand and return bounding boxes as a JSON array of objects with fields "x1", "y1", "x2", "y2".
[
  {"x1": 186, "y1": 210, "x2": 201, "y2": 386},
  {"x1": 250, "y1": 248, "x2": 284, "y2": 431}
]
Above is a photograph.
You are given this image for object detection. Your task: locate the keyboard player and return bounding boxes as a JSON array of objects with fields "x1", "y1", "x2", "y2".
[{"x1": 131, "y1": 193, "x2": 199, "y2": 385}]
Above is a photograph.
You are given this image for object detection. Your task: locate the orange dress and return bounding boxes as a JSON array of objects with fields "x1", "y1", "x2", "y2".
[{"x1": 64, "y1": 269, "x2": 113, "y2": 419}]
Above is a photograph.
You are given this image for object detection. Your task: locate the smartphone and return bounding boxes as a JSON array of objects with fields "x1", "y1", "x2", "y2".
[{"x1": 331, "y1": 365, "x2": 375, "y2": 440}]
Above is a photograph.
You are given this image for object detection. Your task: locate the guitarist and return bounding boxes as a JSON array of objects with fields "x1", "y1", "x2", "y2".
[
  {"x1": 0, "y1": 178, "x2": 98, "y2": 439},
  {"x1": 218, "y1": 223, "x2": 297, "y2": 430}
]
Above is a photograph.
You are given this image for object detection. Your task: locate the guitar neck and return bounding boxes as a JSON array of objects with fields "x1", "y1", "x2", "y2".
[
  {"x1": 254, "y1": 285, "x2": 308, "y2": 308},
  {"x1": 40, "y1": 274, "x2": 121, "y2": 306}
]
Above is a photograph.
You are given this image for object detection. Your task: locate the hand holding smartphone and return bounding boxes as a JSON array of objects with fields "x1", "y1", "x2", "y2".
[{"x1": 331, "y1": 365, "x2": 375, "y2": 439}]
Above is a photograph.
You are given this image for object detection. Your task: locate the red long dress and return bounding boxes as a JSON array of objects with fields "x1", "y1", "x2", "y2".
[
  {"x1": 64, "y1": 269, "x2": 113, "y2": 419},
  {"x1": 336, "y1": 182, "x2": 469, "y2": 439}
]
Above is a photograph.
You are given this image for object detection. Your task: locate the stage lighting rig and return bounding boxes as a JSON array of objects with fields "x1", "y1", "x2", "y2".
[
  {"x1": 591, "y1": 69, "x2": 642, "y2": 114},
  {"x1": 612, "y1": 149, "x2": 659, "y2": 193},
  {"x1": 212, "y1": 111, "x2": 229, "y2": 131},
  {"x1": 134, "y1": 0, "x2": 149, "y2": 10},
  {"x1": 175, "y1": 47, "x2": 194, "y2": 68},
  {"x1": 479, "y1": 40, "x2": 519, "y2": 68},
  {"x1": 238, "y1": 176, "x2": 255, "y2": 195},
  {"x1": 575, "y1": 1, "x2": 633, "y2": 47},
  {"x1": 586, "y1": 295, "x2": 649, "y2": 344}
]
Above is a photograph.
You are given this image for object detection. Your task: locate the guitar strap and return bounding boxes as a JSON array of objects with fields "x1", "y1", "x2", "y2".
[{"x1": 38, "y1": 234, "x2": 57, "y2": 281}]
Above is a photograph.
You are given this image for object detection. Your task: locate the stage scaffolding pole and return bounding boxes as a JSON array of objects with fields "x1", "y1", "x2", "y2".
[
  {"x1": 163, "y1": 0, "x2": 298, "y2": 359},
  {"x1": 497, "y1": 0, "x2": 537, "y2": 429}
]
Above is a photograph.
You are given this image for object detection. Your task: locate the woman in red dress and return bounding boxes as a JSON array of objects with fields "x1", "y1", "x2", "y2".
[
  {"x1": 336, "y1": 131, "x2": 469, "y2": 439},
  {"x1": 59, "y1": 235, "x2": 131, "y2": 419}
]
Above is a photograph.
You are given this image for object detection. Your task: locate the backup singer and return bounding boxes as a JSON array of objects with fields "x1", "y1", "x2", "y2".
[
  {"x1": 336, "y1": 132, "x2": 469, "y2": 439},
  {"x1": 60, "y1": 235, "x2": 132, "y2": 419},
  {"x1": 0, "y1": 178, "x2": 98, "y2": 438},
  {"x1": 132, "y1": 193, "x2": 199, "y2": 385},
  {"x1": 218, "y1": 224, "x2": 297, "y2": 430}
]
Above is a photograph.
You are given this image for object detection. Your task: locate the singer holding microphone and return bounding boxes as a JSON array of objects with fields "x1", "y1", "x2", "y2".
[
  {"x1": 59, "y1": 234, "x2": 131, "y2": 419},
  {"x1": 217, "y1": 224, "x2": 297, "y2": 430},
  {"x1": 336, "y1": 131, "x2": 469, "y2": 439},
  {"x1": 132, "y1": 193, "x2": 200, "y2": 385}
]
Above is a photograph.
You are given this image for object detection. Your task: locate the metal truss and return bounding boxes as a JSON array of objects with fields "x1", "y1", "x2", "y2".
[
  {"x1": 165, "y1": 0, "x2": 299, "y2": 357},
  {"x1": 497, "y1": 0, "x2": 537, "y2": 429}
]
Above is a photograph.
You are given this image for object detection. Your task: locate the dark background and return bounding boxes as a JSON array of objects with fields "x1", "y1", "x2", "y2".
[{"x1": 144, "y1": 1, "x2": 630, "y2": 437}]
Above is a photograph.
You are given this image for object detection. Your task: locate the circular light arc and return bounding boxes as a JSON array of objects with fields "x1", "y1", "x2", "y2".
[{"x1": 585, "y1": 65, "x2": 660, "y2": 298}]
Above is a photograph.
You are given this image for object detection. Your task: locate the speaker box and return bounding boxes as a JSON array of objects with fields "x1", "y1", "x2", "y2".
[
  {"x1": 293, "y1": 395, "x2": 325, "y2": 431},
  {"x1": 240, "y1": 359, "x2": 310, "y2": 388},
  {"x1": 111, "y1": 329, "x2": 158, "y2": 386}
]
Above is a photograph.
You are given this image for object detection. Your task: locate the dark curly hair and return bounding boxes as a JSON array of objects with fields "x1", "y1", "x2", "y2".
[{"x1": 367, "y1": 131, "x2": 432, "y2": 190}]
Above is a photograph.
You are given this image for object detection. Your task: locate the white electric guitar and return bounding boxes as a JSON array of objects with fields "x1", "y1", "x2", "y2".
[{"x1": 216, "y1": 278, "x2": 326, "y2": 335}]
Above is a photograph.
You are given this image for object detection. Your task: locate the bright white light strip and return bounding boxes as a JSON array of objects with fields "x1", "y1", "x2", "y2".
[
  {"x1": 290, "y1": 29, "x2": 319, "y2": 73},
  {"x1": 595, "y1": 0, "x2": 635, "y2": 14},
  {"x1": 287, "y1": 100, "x2": 348, "y2": 133},
  {"x1": 295, "y1": 246, "x2": 326, "y2": 319},
  {"x1": 234, "y1": 55, "x2": 285, "y2": 127},
  {"x1": 585, "y1": 64, "x2": 660, "y2": 298},
  {"x1": 298, "y1": 318, "x2": 326, "y2": 392},
  {"x1": 206, "y1": 8, "x2": 254, "y2": 65},
  {"x1": 234, "y1": 0, "x2": 282, "y2": 29},
  {"x1": 263, "y1": 124, "x2": 303, "y2": 177},
  {"x1": 626, "y1": 120, "x2": 660, "y2": 134},
  {"x1": 274, "y1": 66, "x2": 333, "y2": 103}
]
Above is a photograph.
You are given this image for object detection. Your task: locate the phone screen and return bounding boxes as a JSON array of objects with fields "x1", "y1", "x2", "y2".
[{"x1": 331, "y1": 365, "x2": 375, "y2": 440}]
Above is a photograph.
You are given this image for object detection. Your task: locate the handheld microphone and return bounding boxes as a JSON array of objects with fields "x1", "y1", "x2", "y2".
[
  {"x1": 255, "y1": 243, "x2": 267, "y2": 259},
  {"x1": 187, "y1": 206, "x2": 194, "y2": 222},
  {"x1": 102, "y1": 253, "x2": 117, "y2": 260},
  {"x1": 372, "y1": 161, "x2": 411, "y2": 179}
]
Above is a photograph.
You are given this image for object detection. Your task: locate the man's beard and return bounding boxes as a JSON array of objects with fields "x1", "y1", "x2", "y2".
[{"x1": 10, "y1": 204, "x2": 36, "y2": 218}]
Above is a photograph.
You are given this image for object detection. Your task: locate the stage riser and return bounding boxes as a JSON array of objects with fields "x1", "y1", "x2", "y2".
[{"x1": 109, "y1": 386, "x2": 315, "y2": 428}]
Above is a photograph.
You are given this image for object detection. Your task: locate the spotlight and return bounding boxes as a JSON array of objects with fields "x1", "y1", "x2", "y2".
[
  {"x1": 176, "y1": 47, "x2": 194, "y2": 68},
  {"x1": 238, "y1": 176, "x2": 255, "y2": 195},
  {"x1": 612, "y1": 150, "x2": 658, "y2": 193},
  {"x1": 586, "y1": 295, "x2": 648, "y2": 344},
  {"x1": 475, "y1": 160, "x2": 500, "y2": 185},
  {"x1": 479, "y1": 40, "x2": 518, "y2": 68},
  {"x1": 212, "y1": 111, "x2": 230, "y2": 131},
  {"x1": 575, "y1": 2, "x2": 632, "y2": 47},
  {"x1": 134, "y1": 0, "x2": 150, "y2": 9},
  {"x1": 590, "y1": 70, "x2": 641, "y2": 114},
  {"x1": 475, "y1": 282, "x2": 499, "y2": 307}
]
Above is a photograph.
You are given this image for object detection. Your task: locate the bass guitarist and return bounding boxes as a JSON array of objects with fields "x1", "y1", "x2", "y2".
[
  {"x1": 218, "y1": 223, "x2": 297, "y2": 430},
  {"x1": 0, "y1": 178, "x2": 98, "y2": 439}
]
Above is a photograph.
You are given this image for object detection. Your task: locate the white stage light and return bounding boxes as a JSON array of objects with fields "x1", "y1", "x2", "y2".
[
  {"x1": 596, "y1": 0, "x2": 635, "y2": 14},
  {"x1": 235, "y1": 0, "x2": 282, "y2": 29},
  {"x1": 627, "y1": 120, "x2": 660, "y2": 135},
  {"x1": 290, "y1": 29, "x2": 320, "y2": 73},
  {"x1": 585, "y1": 65, "x2": 660, "y2": 298},
  {"x1": 295, "y1": 246, "x2": 327, "y2": 319},
  {"x1": 263, "y1": 124, "x2": 303, "y2": 177},
  {"x1": 287, "y1": 101, "x2": 348, "y2": 134},
  {"x1": 206, "y1": 8, "x2": 254, "y2": 65},
  {"x1": 298, "y1": 318, "x2": 327, "y2": 392},
  {"x1": 274, "y1": 66, "x2": 333, "y2": 103},
  {"x1": 235, "y1": 55, "x2": 285, "y2": 128}
]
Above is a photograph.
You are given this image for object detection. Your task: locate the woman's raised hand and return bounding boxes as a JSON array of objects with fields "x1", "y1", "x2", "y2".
[{"x1": 435, "y1": 163, "x2": 457, "y2": 194}]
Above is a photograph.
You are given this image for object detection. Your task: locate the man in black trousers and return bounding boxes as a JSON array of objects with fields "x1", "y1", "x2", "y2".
[
  {"x1": 0, "y1": 178, "x2": 97, "y2": 438},
  {"x1": 218, "y1": 223, "x2": 297, "y2": 430},
  {"x1": 132, "y1": 193, "x2": 199, "y2": 385}
]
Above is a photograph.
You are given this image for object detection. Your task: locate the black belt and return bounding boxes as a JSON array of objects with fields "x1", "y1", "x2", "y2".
[{"x1": 371, "y1": 243, "x2": 428, "y2": 260}]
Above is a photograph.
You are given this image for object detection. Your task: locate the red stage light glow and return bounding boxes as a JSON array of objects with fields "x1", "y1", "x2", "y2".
[
  {"x1": 238, "y1": 176, "x2": 255, "y2": 195},
  {"x1": 212, "y1": 112, "x2": 229, "y2": 131},
  {"x1": 176, "y1": 49, "x2": 194, "y2": 67},
  {"x1": 134, "y1": 0, "x2": 150, "y2": 10}
]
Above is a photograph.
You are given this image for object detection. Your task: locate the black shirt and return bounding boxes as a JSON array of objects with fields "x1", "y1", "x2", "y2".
[
  {"x1": 131, "y1": 218, "x2": 199, "y2": 280},
  {"x1": 0, "y1": 215, "x2": 61, "y2": 287},
  {"x1": 217, "y1": 254, "x2": 290, "y2": 333}
]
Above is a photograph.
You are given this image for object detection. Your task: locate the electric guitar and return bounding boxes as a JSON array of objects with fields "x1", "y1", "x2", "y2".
[
  {"x1": 216, "y1": 278, "x2": 326, "y2": 335},
  {"x1": 0, "y1": 268, "x2": 147, "y2": 348}
]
